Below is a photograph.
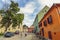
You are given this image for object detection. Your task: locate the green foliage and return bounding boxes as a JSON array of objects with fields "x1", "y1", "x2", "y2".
[
  {"x1": 0, "y1": 10, "x2": 4, "y2": 13},
  {"x1": 16, "y1": 14, "x2": 24, "y2": 24},
  {"x1": 0, "y1": 1, "x2": 24, "y2": 31},
  {"x1": 10, "y1": 1, "x2": 20, "y2": 13},
  {"x1": 23, "y1": 25, "x2": 28, "y2": 29},
  {"x1": 0, "y1": 33, "x2": 3, "y2": 36},
  {"x1": 12, "y1": 17, "x2": 17, "y2": 27}
]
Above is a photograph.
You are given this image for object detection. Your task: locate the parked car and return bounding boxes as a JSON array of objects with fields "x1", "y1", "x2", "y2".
[
  {"x1": 14, "y1": 30, "x2": 20, "y2": 34},
  {"x1": 4, "y1": 32, "x2": 14, "y2": 37}
]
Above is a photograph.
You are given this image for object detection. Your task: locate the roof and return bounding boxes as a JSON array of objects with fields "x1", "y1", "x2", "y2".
[
  {"x1": 29, "y1": 25, "x2": 34, "y2": 28},
  {"x1": 39, "y1": 3, "x2": 60, "y2": 24},
  {"x1": 53, "y1": 3, "x2": 60, "y2": 14},
  {"x1": 33, "y1": 5, "x2": 49, "y2": 26},
  {"x1": 38, "y1": 5, "x2": 50, "y2": 22}
]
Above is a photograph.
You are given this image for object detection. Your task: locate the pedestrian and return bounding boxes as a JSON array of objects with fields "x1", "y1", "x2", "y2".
[{"x1": 25, "y1": 33, "x2": 27, "y2": 37}]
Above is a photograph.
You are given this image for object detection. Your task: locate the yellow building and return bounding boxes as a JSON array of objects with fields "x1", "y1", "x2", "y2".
[{"x1": 0, "y1": 15, "x2": 24, "y2": 33}]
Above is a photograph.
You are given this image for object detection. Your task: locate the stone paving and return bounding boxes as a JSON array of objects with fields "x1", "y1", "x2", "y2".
[
  {"x1": 0, "y1": 33, "x2": 41, "y2": 40},
  {"x1": 0, "y1": 35, "x2": 20, "y2": 40}
]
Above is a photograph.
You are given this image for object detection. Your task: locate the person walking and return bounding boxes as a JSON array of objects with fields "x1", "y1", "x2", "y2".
[{"x1": 25, "y1": 33, "x2": 27, "y2": 37}]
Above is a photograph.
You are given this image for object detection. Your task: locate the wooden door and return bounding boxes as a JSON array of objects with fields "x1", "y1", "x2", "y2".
[{"x1": 48, "y1": 31, "x2": 52, "y2": 40}]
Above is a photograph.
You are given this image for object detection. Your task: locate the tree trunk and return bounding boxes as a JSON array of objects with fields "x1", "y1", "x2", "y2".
[
  {"x1": 5, "y1": 27, "x2": 7, "y2": 32},
  {"x1": 4, "y1": 26, "x2": 8, "y2": 33},
  {"x1": 4, "y1": 22, "x2": 9, "y2": 32}
]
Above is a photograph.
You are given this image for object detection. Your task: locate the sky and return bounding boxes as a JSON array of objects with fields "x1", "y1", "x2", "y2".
[{"x1": 0, "y1": 0, "x2": 60, "y2": 27}]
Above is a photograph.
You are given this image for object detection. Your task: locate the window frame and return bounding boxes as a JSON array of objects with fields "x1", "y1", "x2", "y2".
[
  {"x1": 39, "y1": 23, "x2": 42, "y2": 28},
  {"x1": 43, "y1": 20, "x2": 47, "y2": 26},
  {"x1": 47, "y1": 15, "x2": 52, "y2": 24}
]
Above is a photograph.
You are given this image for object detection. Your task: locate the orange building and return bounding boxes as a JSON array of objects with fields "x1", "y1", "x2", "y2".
[
  {"x1": 28, "y1": 25, "x2": 34, "y2": 33},
  {"x1": 39, "y1": 4, "x2": 60, "y2": 40}
]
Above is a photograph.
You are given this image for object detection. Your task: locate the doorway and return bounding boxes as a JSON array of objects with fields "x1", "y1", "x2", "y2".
[
  {"x1": 48, "y1": 31, "x2": 52, "y2": 40},
  {"x1": 42, "y1": 28, "x2": 44, "y2": 36}
]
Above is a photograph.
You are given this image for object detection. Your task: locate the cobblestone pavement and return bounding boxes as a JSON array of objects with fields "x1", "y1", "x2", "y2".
[
  {"x1": 20, "y1": 33, "x2": 41, "y2": 40},
  {"x1": 25, "y1": 33, "x2": 48, "y2": 40},
  {"x1": 0, "y1": 35, "x2": 21, "y2": 40},
  {"x1": 0, "y1": 33, "x2": 41, "y2": 40}
]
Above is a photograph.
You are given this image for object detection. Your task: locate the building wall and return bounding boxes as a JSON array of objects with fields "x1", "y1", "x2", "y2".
[
  {"x1": 38, "y1": 6, "x2": 49, "y2": 22},
  {"x1": 0, "y1": 15, "x2": 5, "y2": 33},
  {"x1": 33, "y1": 6, "x2": 49, "y2": 33},
  {"x1": 0, "y1": 15, "x2": 23, "y2": 33},
  {"x1": 28, "y1": 25, "x2": 34, "y2": 33},
  {"x1": 39, "y1": 4, "x2": 60, "y2": 40},
  {"x1": 7, "y1": 23, "x2": 23, "y2": 32},
  {"x1": 33, "y1": 15, "x2": 39, "y2": 33},
  {"x1": 28, "y1": 28, "x2": 34, "y2": 33}
]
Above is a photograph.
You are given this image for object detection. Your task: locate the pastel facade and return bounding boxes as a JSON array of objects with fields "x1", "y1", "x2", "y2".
[
  {"x1": 39, "y1": 4, "x2": 60, "y2": 40},
  {"x1": 33, "y1": 6, "x2": 49, "y2": 33},
  {"x1": 28, "y1": 25, "x2": 34, "y2": 33},
  {"x1": 0, "y1": 15, "x2": 23, "y2": 33}
]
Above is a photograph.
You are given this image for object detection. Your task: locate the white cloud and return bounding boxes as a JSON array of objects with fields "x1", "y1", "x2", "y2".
[
  {"x1": 23, "y1": 18, "x2": 34, "y2": 27},
  {"x1": 19, "y1": 2, "x2": 36, "y2": 27},
  {"x1": 24, "y1": 0, "x2": 60, "y2": 27},
  {"x1": 1, "y1": 0, "x2": 36, "y2": 27},
  {"x1": 38, "y1": 0, "x2": 60, "y2": 7},
  {"x1": 22, "y1": 14, "x2": 34, "y2": 27},
  {"x1": 2, "y1": 0, "x2": 11, "y2": 4},
  {"x1": 20, "y1": 2, "x2": 36, "y2": 14},
  {"x1": 15, "y1": 0, "x2": 60, "y2": 27}
]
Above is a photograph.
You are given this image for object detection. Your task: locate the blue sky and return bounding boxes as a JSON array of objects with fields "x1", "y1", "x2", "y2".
[{"x1": 0, "y1": 0, "x2": 60, "y2": 27}]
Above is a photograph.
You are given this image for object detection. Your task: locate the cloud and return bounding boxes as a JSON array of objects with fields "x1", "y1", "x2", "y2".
[
  {"x1": 19, "y1": 2, "x2": 37, "y2": 27},
  {"x1": 2, "y1": 0, "x2": 11, "y2": 4},
  {"x1": 23, "y1": 14, "x2": 34, "y2": 27},
  {"x1": 0, "y1": 0, "x2": 36, "y2": 27},
  {"x1": 38, "y1": 0, "x2": 60, "y2": 7},
  {"x1": 0, "y1": 2, "x2": 4, "y2": 9},
  {"x1": 20, "y1": 2, "x2": 36, "y2": 14},
  {"x1": 1, "y1": 0, "x2": 60, "y2": 27}
]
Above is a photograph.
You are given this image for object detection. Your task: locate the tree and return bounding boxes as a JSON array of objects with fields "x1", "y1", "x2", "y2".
[
  {"x1": 16, "y1": 14, "x2": 24, "y2": 28},
  {"x1": 23, "y1": 25, "x2": 28, "y2": 32},
  {"x1": 0, "y1": 1, "x2": 24, "y2": 32},
  {"x1": 23, "y1": 25, "x2": 27, "y2": 28}
]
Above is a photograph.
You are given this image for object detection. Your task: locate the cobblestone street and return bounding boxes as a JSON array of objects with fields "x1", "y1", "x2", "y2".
[{"x1": 0, "y1": 33, "x2": 41, "y2": 40}]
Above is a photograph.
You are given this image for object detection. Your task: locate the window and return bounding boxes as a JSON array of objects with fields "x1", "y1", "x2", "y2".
[
  {"x1": 43, "y1": 20, "x2": 47, "y2": 26},
  {"x1": 54, "y1": 32, "x2": 56, "y2": 35},
  {"x1": 45, "y1": 10, "x2": 46, "y2": 12},
  {"x1": 42, "y1": 28, "x2": 44, "y2": 36},
  {"x1": 39, "y1": 23, "x2": 42, "y2": 27},
  {"x1": 47, "y1": 15, "x2": 52, "y2": 24},
  {"x1": 40, "y1": 31, "x2": 41, "y2": 35},
  {"x1": 48, "y1": 31, "x2": 52, "y2": 40}
]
